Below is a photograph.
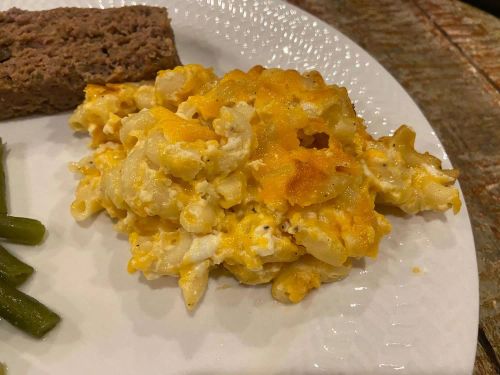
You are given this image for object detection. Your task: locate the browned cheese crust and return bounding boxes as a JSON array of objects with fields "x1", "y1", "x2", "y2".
[{"x1": 0, "y1": 6, "x2": 181, "y2": 120}]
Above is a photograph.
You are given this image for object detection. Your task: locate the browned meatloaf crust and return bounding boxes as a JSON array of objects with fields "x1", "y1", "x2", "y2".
[{"x1": 0, "y1": 6, "x2": 181, "y2": 120}]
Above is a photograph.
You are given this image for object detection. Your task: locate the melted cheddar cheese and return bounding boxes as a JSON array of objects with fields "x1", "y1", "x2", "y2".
[{"x1": 69, "y1": 64, "x2": 460, "y2": 310}]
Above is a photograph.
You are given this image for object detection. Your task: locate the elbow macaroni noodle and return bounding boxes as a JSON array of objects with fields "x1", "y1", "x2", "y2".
[{"x1": 70, "y1": 64, "x2": 461, "y2": 310}]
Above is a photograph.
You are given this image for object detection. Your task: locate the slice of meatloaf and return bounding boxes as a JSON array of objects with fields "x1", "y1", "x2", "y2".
[{"x1": 0, "y1": 6, "x2": 181, "y2": 120}]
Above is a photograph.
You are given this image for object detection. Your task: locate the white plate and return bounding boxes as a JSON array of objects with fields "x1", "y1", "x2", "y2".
[{"x1": 0, "y1": 1, "x2": 478, "y2": 374}]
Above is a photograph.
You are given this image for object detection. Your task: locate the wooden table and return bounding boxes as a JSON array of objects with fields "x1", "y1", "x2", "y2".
[{"x1": 287, "y1": 0, "x2": 500, "y2": 373}]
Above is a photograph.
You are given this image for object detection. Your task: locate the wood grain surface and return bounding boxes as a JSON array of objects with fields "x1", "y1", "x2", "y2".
[{"x1": 287, "y1": 0, "x2": 500, "y2": 373}]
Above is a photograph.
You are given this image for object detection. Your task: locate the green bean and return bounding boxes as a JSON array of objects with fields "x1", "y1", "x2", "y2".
[
  {"x1": 0, "y1": 138, "x2": 6, "y2": 215},
  {"x1": 0, "y1": 280, "x2": 60, "y2": 338},
  {"x1": 0, "y1": 216, "x2": 46, "y2": 245},
  {"x1": 0, "y1": 244, "x2": 34, "y2": 287}
]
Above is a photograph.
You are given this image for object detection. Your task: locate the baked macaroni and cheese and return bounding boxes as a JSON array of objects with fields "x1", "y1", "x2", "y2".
[{"x1": 69, "y1": 64, "x2": 460, "y2": 310}]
